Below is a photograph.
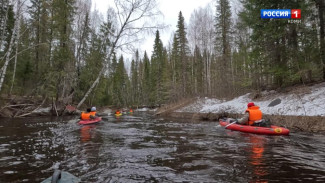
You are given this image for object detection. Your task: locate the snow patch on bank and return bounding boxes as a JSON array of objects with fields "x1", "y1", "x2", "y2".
[
  {"x1": 136, "y1": 108, "x2": 150, "y2": 111},
  {"x1": 135, "y1": 108, "x2": 158, "y2": 112},
  {"x1": 33, "y1": 107, "x2": 51, "y2": 113},
  {"x1": 178, "y1": 83, "x2": 325, "y2": 116}
]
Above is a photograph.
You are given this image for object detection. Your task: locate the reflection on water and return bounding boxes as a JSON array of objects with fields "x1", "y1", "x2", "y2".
[
  {"x1": 247, "y1": 135, "x2": 268, "y2": 183},
  {"x1": 80, "y1": 125, "x2": 96, "y2": 142},
  {"x1": 0, "y1": 114, "x2": 325, "y2": 182}
]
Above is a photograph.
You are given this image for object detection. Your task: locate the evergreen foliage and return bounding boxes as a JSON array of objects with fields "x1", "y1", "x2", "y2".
[
  {"x1": 0, "y1": 0, "x2": 324, "y2": 109},
  {"x1": 239, "y1": 0, "x2": 321, "y2": 89},
  {"x1": 215, "y1": 0, "x2": 232, "y2": 97}
]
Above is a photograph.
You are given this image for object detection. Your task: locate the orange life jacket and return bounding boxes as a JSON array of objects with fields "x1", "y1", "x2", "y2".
[
  {"x1": 89, "y1": 111, "x2": 96, "y2": 116},
  {"x1": 81, "y1": 112, "x2": 91, "y2": 120},
  {"x1": 116, "y1": 111, "x2": 120, "y2": 114},
  {"x1": 246, "y1": 106, "x2": 262, "y2": 125}
]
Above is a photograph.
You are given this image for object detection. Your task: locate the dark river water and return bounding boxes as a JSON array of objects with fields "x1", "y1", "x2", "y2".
[{"x1": 1, "y1": 113, "x2": 325, "y2": 183}]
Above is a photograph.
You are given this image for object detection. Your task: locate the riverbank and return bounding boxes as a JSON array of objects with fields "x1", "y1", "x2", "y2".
[
  {"x1": 157, "y1": 112, "x2": 325, "y2": 133},
  {"x1": 1, "y1": 82, "x2": 325, "y2": 133},
  {"x1": 156, "y1": 82, "x2": 325, "y2": 133}
]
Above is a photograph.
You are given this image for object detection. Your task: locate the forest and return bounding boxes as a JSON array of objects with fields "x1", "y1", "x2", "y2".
[{"x1": 0, "y1": 0, "x2": 324, "y2": 109}]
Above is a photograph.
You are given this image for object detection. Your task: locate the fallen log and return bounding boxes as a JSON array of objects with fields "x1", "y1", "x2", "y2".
[{"x1": 15, "y1": 97, "x2": 47, "y2": 118}]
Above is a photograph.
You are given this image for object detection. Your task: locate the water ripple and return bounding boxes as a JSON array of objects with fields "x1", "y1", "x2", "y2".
[{"x1": 0, "y1": 116, "x2": 325, "y2": 182}]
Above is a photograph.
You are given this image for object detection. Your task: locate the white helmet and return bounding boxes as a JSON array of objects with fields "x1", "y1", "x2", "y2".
[{"x1": 91, "y1": 107, "x2": 96, "y2": 111}]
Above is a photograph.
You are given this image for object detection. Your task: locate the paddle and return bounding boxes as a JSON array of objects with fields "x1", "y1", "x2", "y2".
[{"x1": 225, "y1": 120, "x2": 238, "y2": 128}]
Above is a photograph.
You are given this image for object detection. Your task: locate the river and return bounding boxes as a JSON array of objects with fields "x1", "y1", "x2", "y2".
[{"x1": 1, "y1": 113, "x2": 325, "y2": 182}]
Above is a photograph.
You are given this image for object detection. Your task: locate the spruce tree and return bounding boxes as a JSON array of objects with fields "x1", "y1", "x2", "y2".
[
  {"x1": 112, "y1": 56, "x2": 128, "y2": 107},
  {"x1": 171, "y1": 33, "x2": 180, "y2": 98},
  {"x1": 142, "y1": 51, "x2": 151, "y2": 106},
  {"x1": 77, "y1": 32, "x2": 104, "y2": 105},
  {"x1": 215, "y1": 0, "x2": 232, "y2": 97},
  {"x1": 193, "y1": 45, "x2": 204, "y2": 95},
  {"x1": 16, "y1": 18, "x2": 33, "y2": 95},
  {"x1": 160, "y1": 48, "x2": 171, "y2": 103},
  {"x1": 176, "y1": 11, "x2": 190, "y2": 95},
  {"x1": 28, "y1": 0, "x2": 50, "y2": 79},
  {"x1": 239, "y1": 0, "x2": 320, "y2": 88},
  {"x1": 49, "y1": 0, "x2": 76, "y2": 103},
  {"x1": 151, "y1": 30, "x2": 165, "y2": 105}
]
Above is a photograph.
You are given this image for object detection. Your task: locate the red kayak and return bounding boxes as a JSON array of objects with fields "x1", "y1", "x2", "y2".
[
  {"x1": 219, "y1": 118, "x2": 289, "y2": 135},
  {"x1": 78, "y1": 117, "x2": 102, "y2": 125}
]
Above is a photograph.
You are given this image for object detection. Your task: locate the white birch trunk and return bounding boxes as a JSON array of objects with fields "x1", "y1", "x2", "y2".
[
  {"x1": 77, "y1": 5, "x2": 130, "y2": 108},
  {"x1": 77, "y1": 0, "x2": 163, "y2": 108},
  {"x1": 0, "y1": 0, "x2": 10, "y2": 51},
  {"x1": 10, "y1": 13, "x2": 21, "y2": 95},
  {"x1": 0, "y1": 0, "x2": 22, "y2": 93},
  {"x1": 0, "y1": 19, "x2": 17, "y2": 92},
  {"x1": 206, "y1": 53, "x2": 211, "y2": 95}
]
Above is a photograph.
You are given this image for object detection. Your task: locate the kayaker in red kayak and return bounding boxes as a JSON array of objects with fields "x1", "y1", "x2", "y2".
[
  {"x1": 228, "y1": 102, "x2": 268, "y2": 127},
  {"x1": 80, "y1": 107, "x2": 97, "y2": 120},
  {"x1": 90, "y1": 106, "x2": 98, "y2": 118},
  {"x1": 115, "y1": 109, "x2": 121, "y2": 115},
  {"x1": 81, "y1": 108, "x2": 92, "y2": 120}
]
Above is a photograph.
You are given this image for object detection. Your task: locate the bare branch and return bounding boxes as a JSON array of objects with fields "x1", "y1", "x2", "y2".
[{"x1": 77, "y1": 0, "x2": 165, "y2": 108}]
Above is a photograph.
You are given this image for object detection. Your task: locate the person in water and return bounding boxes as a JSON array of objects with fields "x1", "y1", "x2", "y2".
[{"x1": 228, "y1": 102, "x2": 266, "y2": 126}]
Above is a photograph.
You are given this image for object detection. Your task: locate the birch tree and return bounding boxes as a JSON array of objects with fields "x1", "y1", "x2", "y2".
[
  {"x1": 0, "y1": 0, "x2": 23, "y2": 92},
  {"x1": 188, "y1": 5, "x2": 214, "y2": 96},
  {"x1": 9, "y1": 9, "x2": 21, "y2": 95},
  {"x1": 77, "y1": 0, "x2": 163, "y2": 108},
  {"x1": 74, "y1": 0, "x2": 91, "y2": 77},
  {"x1": 0, "y1": 0, "x2": 10, "y2": 51},
  {"x1": 316, "y1": 0, "x2": 325, "y2": 79}
]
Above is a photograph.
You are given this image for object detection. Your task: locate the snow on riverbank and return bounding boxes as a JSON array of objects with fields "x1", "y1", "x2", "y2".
[
  {"x1": 135, "y1": 107, "x2": 157, "y2": 112},
  {"x1": 177, "y1": 82, "x2": 325, "y2": 117}
]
